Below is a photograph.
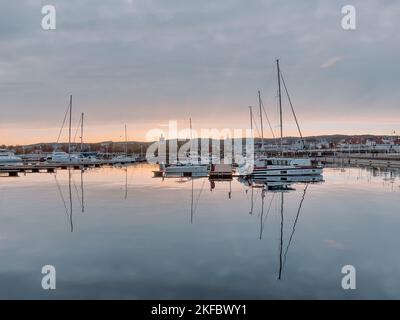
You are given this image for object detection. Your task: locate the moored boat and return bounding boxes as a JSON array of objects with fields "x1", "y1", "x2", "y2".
[
  {"x1": 47, "y1": 151, "x2": 80, "y2": 163},
  {"x1": 246, "y1": 157, "x2": 322, "y2": 177},
  {"x1": 240, "y1": 59, "x2": 324, "y2": 178},
  {"x1": 160, "y1": 162, "x2": 210, "y2": 177},
  {"x1": 0, "y1": 149, "x2": 22, "y2": 165}
]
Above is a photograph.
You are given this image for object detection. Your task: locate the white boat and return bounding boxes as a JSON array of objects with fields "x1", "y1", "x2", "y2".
[
  {"x1": 160, "y1": 162, "x2": 210, "y2": 177},
  {"x1": 111, "y1": 124, "x2": 136, "y2": 164},
  {"x1": 240, "y1": 157, "x2": 322, "y2": 177},
  {"x1": 175, "y1": 154, "x2": 220, "y2": 165},
  {"x1": 0, "y1": 149, "x2": 22, "y2": 165},
  {"x1": 251, "y1": 172, "x2": 324, "y2": 183},
  {"x1": 47, "y1": 151, "x2": 80, "y2": 163},
  {"x1": 111, "y1": 155, "x2": 137, "y2": 164},
  {"x1": 161, "y1": 118, "x2": 211, "y2": 177},
  {"x1": 241, "y1": 59, "x2": 324, "y2": 178}
]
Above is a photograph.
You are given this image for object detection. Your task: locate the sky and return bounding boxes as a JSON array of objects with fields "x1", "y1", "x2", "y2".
[{"x1": 0, "y1": 0, "x2": 399, "y2": 145}]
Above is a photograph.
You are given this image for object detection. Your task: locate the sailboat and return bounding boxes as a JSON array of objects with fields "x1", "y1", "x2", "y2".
[
  {"x1": 111, "y1": 125, "x2": 137, "y2": 164},
  {"x1": 160, "y1": 118, "x2": 210, "y2": 177},
  {"x1": 239, "y1": 60, "x2": 323, "y2": 177},
  {"x1": 245, "y1": 180, "x2": 309, "y2": 279},
  {"x1": 48, "y1": 95, "x2": 81, "y2": 163}
]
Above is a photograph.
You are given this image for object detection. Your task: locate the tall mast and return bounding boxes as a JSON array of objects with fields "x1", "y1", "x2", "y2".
[
  {"x1": 258, "y1": 90, "x2": 264, "y2": 150},
  {"x1": 68, "y1": 95, "x2": 72, "y2": 159},
  {"x1": 189, "y1": 118, "x2": 193, "y2": 140},
  {"x1": 248, "y1": 106, "x2": 253, "y2": 139},
  {"x1": 81, "y1": 169, "x2": 85, "y2": 213},
  {"x1": 80, "y1": 112, "x2": 84, "y2": 152},
  {"x1": 278, "y1": 191, "x2": 284, "y2": 280},
  {"x1": 68, "y1": 168, "x2": 73, "y2": 232},
  {"x1": 276, "y1": 59, "x2": 283, "y2": 155},
  {"x1": 189, "y1": 118, "x2": 193, "y2": 160},
  {"x1": 190, "y1": 178, "x2": 194, "y2": 224}
]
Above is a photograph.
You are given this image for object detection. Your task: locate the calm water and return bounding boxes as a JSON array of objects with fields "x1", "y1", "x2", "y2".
[{"x1": 0, "y1": 164, "x2": 399, "y2": 299}]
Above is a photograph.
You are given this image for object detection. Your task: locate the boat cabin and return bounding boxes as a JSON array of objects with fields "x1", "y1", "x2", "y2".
[{"x1": 256, "y1": 157, "x2": 312, "y2": 167}]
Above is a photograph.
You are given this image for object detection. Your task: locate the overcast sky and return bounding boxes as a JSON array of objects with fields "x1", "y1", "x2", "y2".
[{"x1": 0, "y1": 0, "x2": 399, "y2": 144}]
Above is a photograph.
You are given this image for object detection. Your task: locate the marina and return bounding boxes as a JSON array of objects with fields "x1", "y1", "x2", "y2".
[
  {"x1": 1, "y1": 0, "x2": 399, "y2": 305},
  {"x1": 0, "y1": 164, "x2": 399, "y2": 298}
]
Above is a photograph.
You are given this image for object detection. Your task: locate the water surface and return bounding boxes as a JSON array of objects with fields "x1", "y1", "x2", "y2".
[{"x1": 0, "y1": 164, "x2": 399, "y2": 299}]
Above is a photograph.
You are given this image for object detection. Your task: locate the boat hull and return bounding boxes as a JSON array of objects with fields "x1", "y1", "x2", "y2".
[
  {"x1": 165, "y1": 165, "x2": 209, "y2": 177},
  {"x1": 252, "y1": 174, "x2": 324, "y2": 183},
  {"x1": 251, "y1": 166, "x2": 323, "y2": 177},
  {"x1": 0, "y1": 159, "x2": 23, "y2": 165}
]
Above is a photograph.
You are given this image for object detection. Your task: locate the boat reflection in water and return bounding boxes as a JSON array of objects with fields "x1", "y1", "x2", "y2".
[
  {"x1": 242, "y1": 174, "x2": 324, "y2": 187},
  {"x1": 239, "y1": 174, "x2": 324, "y2": 280},
  {"x1": 55, "y1": 167, "x2": 325, "y2": 281},
  {"x1": 54, "y1": 168, "x2": 86, "y2": 232},
  {"x1": 160, "y1": 172, "x2": 325, "y2": 280},
  {"x1": 52, "y1": 164, "x2": 135, "y2": 232}
]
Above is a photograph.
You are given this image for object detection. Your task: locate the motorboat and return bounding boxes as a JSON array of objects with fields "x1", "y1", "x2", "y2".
[
  {"x1": 159, "y1": 162, "x2": 210, "y2": 177},
  {"x1": 47, "y1": 151, "x2": 80, "y2": 163},
  {"x1": 239, "y1": 157, "x2": 322, "y2": 177},
  {"x1": 0, "y1": 149, "x2": 22, "y2": 165},
  {"x1": 111, "y1": 155, "x2": 137, "y2": 164}
]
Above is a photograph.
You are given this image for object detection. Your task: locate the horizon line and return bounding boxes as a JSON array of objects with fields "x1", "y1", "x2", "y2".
[{"x1": 2, "y1": 133, "x2": 399, "y2": 147}]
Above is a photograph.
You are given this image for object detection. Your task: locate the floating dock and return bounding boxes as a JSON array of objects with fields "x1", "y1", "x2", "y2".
[
  {"x1": 209, "y1": 164, "x2": 233, "y2": 180},
  {"x1": 0, "y1": 160, "x2": 136, "y2": 177},
  {"x1": 319, "y1": 157, "x2": 400, "y2": 169}
]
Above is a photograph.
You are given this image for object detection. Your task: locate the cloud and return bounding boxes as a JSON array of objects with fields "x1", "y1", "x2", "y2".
[
  {"x1": 324, "y1": 239, "x2": 348, "y2": 251},
  {"x1": 0, "y1": 0, "x2": 400, "y2": 144},
  {"x1": 320, "y1": 56, "x2": 343, "y2": 69}
]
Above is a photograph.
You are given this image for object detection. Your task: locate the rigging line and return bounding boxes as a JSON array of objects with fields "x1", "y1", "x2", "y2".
[
  {"x1": 72, "y1": 174, "x2": 83, "y2": 210},
  {"x1": 260, "y1": 95, "x2": 276, "y2": 139},
  {"x1": 261, "y1": 192, "x2": 276, "y2": 230},
  {"x1": 56, "y1": 104, "x2": 70, "y2": 144},
  {"x1": 278, "y1": 191, "x2": 284, "y2": 280},
  {"x1": 68, "y1": 169, "x2": 74, "y2": 233},
  {"x1": 73, "y1": 117, "x2": 82, "y2": 144},
  {"x1": 190, "y1": 179, "x2": 194, "y2": 224},
  {"x1": 249, "y1": 186, "x2": 254, "y2": 215},
  {"x1": 54, "y1": 175, "x2": 70, "y2": 220},
  {"x1": 280, "y1": 70, "x2": 304, "y2": 142},
  {"x1": 283, "y1": 184, "x2": 309, "y2": 267},
  {"x1": 251, "y1": 113, "x2": 262, "y2": 138},
  {"x1": 259, "y1": 191, "x2": 276, "y2": 240},
  {"x1": 193, "y1": 178, "x2": 206, "y2": 215}
]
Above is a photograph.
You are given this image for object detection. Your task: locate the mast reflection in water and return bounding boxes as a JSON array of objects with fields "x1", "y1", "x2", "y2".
[{"x1": 1, "y1": 165, "x2": 400, "y2": 299}]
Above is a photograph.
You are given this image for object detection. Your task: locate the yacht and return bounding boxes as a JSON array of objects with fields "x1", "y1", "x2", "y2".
[
  {"x1": 173, "y1": 154, "x2": 220, "y2": 165},
  {"x1": 0, "y1": 149, "x2": 22, "y2": 165},
  {"x1": 160, "y1": 162, "x2": 210, "y2": 177},
  {"x1": 111, "y1": 154, "x2": 137, "y2": 164},
  {"x1": 110, "y1": 124, "x2": 137, "y2": 164},
  {"x1": 239, "y1": 157, "x2": 322, "y2": 177},
  {"x1": 160, "y1": 118, "x2": 210, "y2": 177},
  {"x1": 47, "y1": 151, "x2": 80, "y2": 163},
  {"x1": 240, "y1": 59, "x2": 324, "y2": 178}
]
